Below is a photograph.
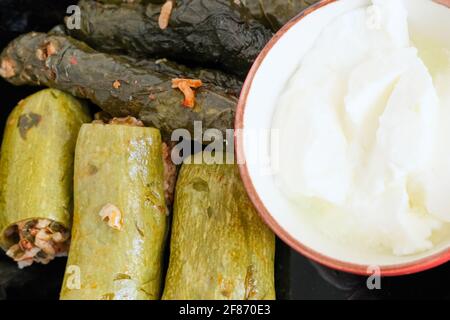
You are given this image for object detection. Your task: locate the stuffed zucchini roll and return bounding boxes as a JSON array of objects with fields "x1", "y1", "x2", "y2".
[
  {"x1": 60, "y1": 122, "x2": 168, "y2": 300},
  {"x1": 0, "y1": 88, "x2": 91, "y2": 268},
  {"x1": 163, "y1": 154, "x2": 275, "y2": 300}
]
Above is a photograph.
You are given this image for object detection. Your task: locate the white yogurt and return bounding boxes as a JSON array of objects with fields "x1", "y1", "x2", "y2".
[{"x1": 272, "y1": 0, "x2": 450, "y2": 256}]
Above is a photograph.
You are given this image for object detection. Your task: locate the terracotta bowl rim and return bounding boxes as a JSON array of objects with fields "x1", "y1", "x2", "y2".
[{"x1": 234, "y1": 0, "x2": 450, "y2": 276}]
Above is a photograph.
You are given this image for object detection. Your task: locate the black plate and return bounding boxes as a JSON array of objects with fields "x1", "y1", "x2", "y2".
[{"x1": 0, "y1": 1, "x2": 449, "y2": 300}]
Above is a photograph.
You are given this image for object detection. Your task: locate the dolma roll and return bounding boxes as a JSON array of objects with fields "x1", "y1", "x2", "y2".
[
  {"x1": 243, "y1": 0, "x2": 321, "y2": 31},
  {"x1": 0, "y1": 88, "x2": 91, "y2": 268},
  {"x1": 60, "y1": 122, "x2": 168, "y2": 300},
  {"x1": 0, "y1": 32, "x2": 237, "y2": 137},
  {"x1": 163, "y1": 153, "x2": 275, "y2": 300},
  {"x1": 68, "y1": 0, "x2": 273, "y2": 77}
]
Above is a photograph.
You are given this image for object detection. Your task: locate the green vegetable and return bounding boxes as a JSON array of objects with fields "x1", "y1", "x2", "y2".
[
  {"x1": 129, "y1": 57, "x2": 243, "y2": 96},
  {"x1": 51, "y1": 24, "x2": 242, "y2": 96},
  {"x1": 60, "y1": 123, "x2": 168, "y2": 300},
  {"x1": 69, "y1": 0, "x2": 273, "y2": 77},
  {"x1": 243, "y1": 0, "x2": 321, "y2": 31},
  {"x1": 162, "y1": 153, "x2": 275, "y2": 300},
  {"x1": 0, "y1": 89, "x2": 91, "y2": 266},
  {"x1": 0, "y1": 32, "x2": 237, "y2": 137}
]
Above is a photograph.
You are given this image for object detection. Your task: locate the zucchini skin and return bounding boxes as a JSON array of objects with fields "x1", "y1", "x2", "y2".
[
  {"x1": 163, "y1": 156, "x2": 275, "y2": 300},
  {"x1": 0, "y1": 32, "x2": 237, "y2": 137},
  {"x1": 0, "y1": 89, "x2": 91, "y2": 250},
  {"x1": 69, "y1": 0, "x2": 273, "y2": 77},
  {"x1": 60, "y1": 124, "x2": 167, "y2": 300}
]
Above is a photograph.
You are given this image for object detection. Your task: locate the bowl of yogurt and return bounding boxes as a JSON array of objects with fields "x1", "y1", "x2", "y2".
[{"x1": 236, "y1": 0, "x2": 450, "y2": 275}]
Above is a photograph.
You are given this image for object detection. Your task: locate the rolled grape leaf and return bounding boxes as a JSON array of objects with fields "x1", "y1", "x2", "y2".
[
  {"x1": 0, "y1": 32, "x2": 237, "y2": 137},
  {"x1": 162, "y1": 153, "x2": 275, "y2": 300},
  {"x1": 0, "y1": 88, "x2": 91, "y2": 268},
  {"x1": 129, "y1": 58, "x2": 243, "y2": 96},
  {"x1": 49, "y1": 24, "x2": 243, "y2": 96},
  {"x1": 60, "y1": 123, "x2": 168, "y2": 300},
  {"x1": 69, "y1": 0, "x2": 273, "y2": 77},
  {"x1": 243, "y1": 0, "x2": 321, "y2": 31}
]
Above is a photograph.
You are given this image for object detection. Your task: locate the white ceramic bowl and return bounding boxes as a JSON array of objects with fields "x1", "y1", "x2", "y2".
[{"x1": 236, "y1": 0, "x2": 450, "y2": 275}]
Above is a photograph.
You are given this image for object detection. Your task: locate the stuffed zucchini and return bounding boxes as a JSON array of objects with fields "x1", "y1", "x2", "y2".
[
  {"x1": 0, "y1": 88, "x2": 91, "y2": 268},
  {"x1": 162, "y1": 154, "x2": 275, "y2": 300},
  {"x1": 60, "y1": 122, "x2": 168, "y2": 300}
]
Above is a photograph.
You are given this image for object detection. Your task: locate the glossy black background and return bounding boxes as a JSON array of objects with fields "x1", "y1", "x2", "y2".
[{"x1": 0, "y1": 0, "x2": 449, "y2": 300}]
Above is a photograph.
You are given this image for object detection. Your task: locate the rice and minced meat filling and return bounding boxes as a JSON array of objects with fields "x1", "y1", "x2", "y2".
[{"x1": 5, "y1": 219, "x2": 69, "y2": 268}]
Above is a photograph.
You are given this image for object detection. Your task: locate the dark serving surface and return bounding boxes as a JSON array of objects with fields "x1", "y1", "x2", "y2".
[
  {"x1": 0, "y1": 1, "x2": 449, "y2": 301},
  {"x1": 1, "y1": 228, "x2": 449, "y2": 299}
]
